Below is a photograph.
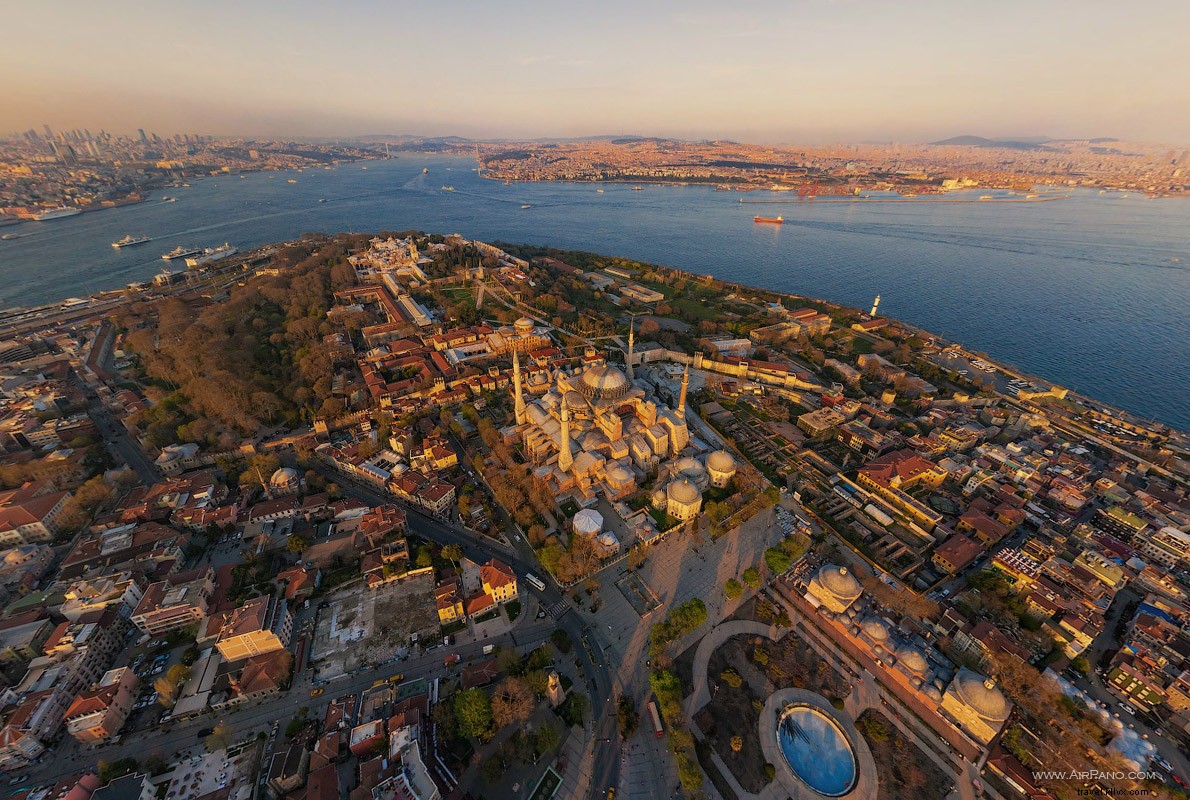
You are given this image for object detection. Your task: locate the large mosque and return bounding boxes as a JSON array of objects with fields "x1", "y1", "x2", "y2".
[{"x1": 506, "y1": 322, "x2": 735, "y2": 522}]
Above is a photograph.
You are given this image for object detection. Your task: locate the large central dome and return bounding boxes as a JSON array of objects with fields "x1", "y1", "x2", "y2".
[{"x1": 579, "y1": 364, "x2": 631, "y2": 401}]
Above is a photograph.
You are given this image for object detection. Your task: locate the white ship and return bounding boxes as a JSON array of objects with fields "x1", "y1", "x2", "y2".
[
  {"x1": 112, "y1": 235, "x2": 152, "y2": 249},
  {"x1": 32, "y1": 207, "x2": 81, "y2": 221},
  {"x1": 162, "y1": 245, "x2": 202, "y2": 261},
  {"x1": 184, "y1": 243, "x2": 238, "y2": 268}
]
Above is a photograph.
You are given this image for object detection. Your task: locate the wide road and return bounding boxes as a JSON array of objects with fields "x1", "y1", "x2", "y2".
[{"x1": 318, "y1": 469, "x2": 621, "y2": 800}]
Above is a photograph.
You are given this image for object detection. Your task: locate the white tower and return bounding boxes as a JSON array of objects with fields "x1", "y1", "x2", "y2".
[
  {"x1": 512, "y1": 348, "x2": 526, "y2": 425},
  {"x1": 559, "y1": 402, "x2": 573, "y2": 473},
  {"x1": 677, "y1": 363, "x2": 690, "y2": 418},
  {"x1": 626, "y1": 321, "x2": 635, "y2": 381},
  {"x1": 870, "y1": 295, "x2": 881, "y2": 317}
]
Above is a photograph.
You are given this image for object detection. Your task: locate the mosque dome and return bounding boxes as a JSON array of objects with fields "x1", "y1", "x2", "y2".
[
  {"x1": 564, "y1": 391, "x2": 586, "y2": 411},
  {"x1": 922, "y1": 684, "x2": 943, "y2": 703},
  {"x1": 607, "y1": 464, "x2": 634, "y2": 486},
  {"x1": 667, "y1": 478, "x2": 701, "y2": 506},
  {"x1": 895, "y1": 645, "x2": 929, "y2": 676},
  {"x1": 673, "y1": 457, "x2": 708, "y2": 487},
  {"x1": 807, "y1": 564, "x2": 863, "y2": 613},
  {"x1": 948, "y1": 669, "x2": 1011, "y2": 723},
  {"x1": 706, "y1": 450, "x2": 736, "y2": 474},
  {"x1": 579, "y1": 364, "x2": 631, "y2": 401},
  {"x1": 859, "y1": 617, "x2": 891, "y2": 644},
  {"x1": 270, "y1": 467, "x2": 298, "y2": 485},
  {"x1": 514, "y1": 317, "x2": 535, "y2": 335}
]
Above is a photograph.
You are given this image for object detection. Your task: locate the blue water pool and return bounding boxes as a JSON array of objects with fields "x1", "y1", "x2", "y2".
[{"x1": 776, "y1": 704, "x2": 858, "y2": 796}]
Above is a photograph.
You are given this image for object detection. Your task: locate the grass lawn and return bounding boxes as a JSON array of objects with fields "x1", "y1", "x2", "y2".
[{"x1": 505, "y1": 600, "x2": 522, "y2": 622}]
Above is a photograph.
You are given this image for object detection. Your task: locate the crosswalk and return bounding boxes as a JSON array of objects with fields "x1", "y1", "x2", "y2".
[{"x1": 545, "y1": 601, "x2": 570, "y2": 619}]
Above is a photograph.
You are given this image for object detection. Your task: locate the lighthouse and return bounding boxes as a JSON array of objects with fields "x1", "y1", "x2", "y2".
[{"x1": 870, "y1": 295, "x2": 881, "y2": 317}]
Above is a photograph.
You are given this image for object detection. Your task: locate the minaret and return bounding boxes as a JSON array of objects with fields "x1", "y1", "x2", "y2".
[
  {"x1": 870, "y1": 295, "x2": 881, "y2": 317},
  {"x1": 512, "y1": 348, "x2": 526, "y2": 425},
  {"x1": 626, "y1": 322, "x2": 635, "y2": 381},
  {"x1": 559, "y1": 401, "x2": 573, "y2": 472},
  {"x1": 677, "y1": 363, "x2": 689, "y2": 417}
]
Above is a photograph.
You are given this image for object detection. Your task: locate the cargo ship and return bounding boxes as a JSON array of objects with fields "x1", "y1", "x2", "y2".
[
  {"x1": 32, "y1": 206, "x2": 81, "y2": 221},
  {"x1": 753, "y1": 216, "x2": 784, "y2": 225},
  {"x1": 111, "y1": 235, "x2": 152, "y2": 249},
  {"x1": 162, "y1": 245, "x2": 202, "y2": 261}
]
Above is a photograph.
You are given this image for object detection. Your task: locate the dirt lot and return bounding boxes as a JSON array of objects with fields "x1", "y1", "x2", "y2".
[
  {"x1": 310, "y1": 573, "x2": 438, "y2": 678},
  {"x1": 857, "y1": 709, "x2": 954, "y2": 800}
]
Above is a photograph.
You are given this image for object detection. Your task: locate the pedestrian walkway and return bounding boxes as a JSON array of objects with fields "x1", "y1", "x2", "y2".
[{"x1": 545, "y1": 600, "x2": 570, "y2": 619}]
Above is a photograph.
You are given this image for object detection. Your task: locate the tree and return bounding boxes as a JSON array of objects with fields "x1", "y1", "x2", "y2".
[
  {"x1": 742, "y1": 567, "x2": 761, "y2": 589},
  {"x1": 204, "y1": 722, "x2": 233, "y2": 752},
  {"x1": 730, "y1": 736, "x2": 743, "y2": 752},
  {"x1": 724, "y1": 578, "x2": 743, "y2": 600},
  {"x1": 491, "y1": 677, "x2": 534, "y2": 729},
  {"x1": 534, "y1": 722, "x2": 560, "y2": 754},
  {"x1": 764, "y1": 546, "x2": 792, "y2": 575},
  {"x1": 454, "y1": 688, "x2": 493, "y2": 741},
  {"x1": 165, "y1": 663, "x2": 191, "y2": 685},
  {"x1": 240, "y1": 453, "x2": 281, "y2": 492},
  {"x1": 616, "y1": 696, "x2": 638, "y2": 740},
  {"x1": 441, "y1": 544, "x2": 462, "y2": 566},
  {"x1": 285, "y1": 534, "x2": 309, "y2": 554}
]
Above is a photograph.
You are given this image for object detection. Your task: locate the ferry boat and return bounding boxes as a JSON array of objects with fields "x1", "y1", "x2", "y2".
[
  {"x1": 32, "y1": 206, "x2": 81, "y2": 221},
  {"x1": 184, "y1": 244, "x2": 238, "y2": 268},
  {"x1": 521, "y1": 204, "x2": 532, "y2": 209},
  {"x1": 631, "y1": 186, "x2": 644, "y2": 191},
  {"x1": 288, "y1": 179, "x2": 297, "y2": 183},
  {"x1": 441, "y1": 186, "x2": 455, "y2": 192},
  {"x1": 161, "y1": 196, "x2": 176, "y2": 202},
  {"x1": 753, "y1": 216, "x2": 784, "y2": 225},
  {"x1": 112, "y1": 235, "x2": 152, "y2": 249},
  {"x1": 423, "y1": 168, "x2": 429, "y2": 174},
  {"x1": 162, "y1": 245, "x2": 202, "y2": 261}
]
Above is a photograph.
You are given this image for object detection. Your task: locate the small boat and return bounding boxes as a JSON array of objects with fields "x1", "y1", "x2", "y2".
[
  {"x1": 288, "y1": 179, "x2": 297, "y2": 184},
  {"x1": 521, "y1": 204, "x2": 532, "y2": 209},
  {"x1": 423, "y1": 168, "x2": 429, "y2": 174},
  {"x1": 753, "y1": 216, "x2": 784, "y2": 225},
  {"x1": 596, "y1": 188, "x2": 604, "y2": 193},
  {"x1": 161, "y1": 196, "x2": 176, "y2": 202},
  {"x1": 631, "y1": 186, "x2": 644, "y2": 191},
  {"x1": 1, "y1": 233, "x2": 27, "y2": 241},
  {"x1": 112, "y1": 234, "x2": 152, "y2": 249},
  {"x1": 318, "y1": 198, "x2": 326, "y2": 204},
  {"x1": 979, "y1": 195, "x2": 993, "y2": 200},
  {"x1": 362, "y1": 166, "x2": 368, "y2": 170},
  {"x1": 441, "y1": 186, "x2": 455, "y2": 192},
  {"x1": 503, "y1": 180, "x2": 510, "y2": 186},
  {"x1": 181, "y1": 183, "x2": 191, "y2": 188}
]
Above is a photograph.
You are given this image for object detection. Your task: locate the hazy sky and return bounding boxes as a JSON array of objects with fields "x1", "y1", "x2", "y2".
[{"x1": 5, "y1": 0, "x2": 1188, "y2": 144}]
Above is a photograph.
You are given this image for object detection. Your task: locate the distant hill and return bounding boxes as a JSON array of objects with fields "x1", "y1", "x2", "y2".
[{"x1": 931, "y1": 135, "x2": 1053, "y2": 150}]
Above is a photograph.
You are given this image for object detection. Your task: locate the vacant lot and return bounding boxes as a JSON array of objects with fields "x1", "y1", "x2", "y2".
[
  {"x1": 311, "y1": 573, "x2": 438, "y2": 678},
  {"x1": 857, "y1": 709, "x2": 954, "y2": 800}
]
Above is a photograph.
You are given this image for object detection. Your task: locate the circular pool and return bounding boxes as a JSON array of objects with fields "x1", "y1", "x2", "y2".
[{"x1": 776, "y1": 704, "x2": 858, "y2": 797}]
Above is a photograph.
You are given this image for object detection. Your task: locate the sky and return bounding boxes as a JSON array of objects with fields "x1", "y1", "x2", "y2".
[{"x1": 4, "y1": 0, "x2": 1189, "y2": 144}]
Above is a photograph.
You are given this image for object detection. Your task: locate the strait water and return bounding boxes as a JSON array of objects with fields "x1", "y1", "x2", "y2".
[{"x1": 0, "y1": 154, "x2": 1186, "y2": 430}]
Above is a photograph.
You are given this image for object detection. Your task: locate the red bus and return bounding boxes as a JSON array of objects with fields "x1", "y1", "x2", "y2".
[{"x1": 647, "y1": 700, "x2": 664, "y2": 739}]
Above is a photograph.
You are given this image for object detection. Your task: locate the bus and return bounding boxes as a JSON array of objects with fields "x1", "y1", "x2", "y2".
[
  {"x1": 646, "y1": 700, "x2": 664, "y2": 739},
  {"x1": 524, "y1": 573, "x2": 546, "y2": 592}
]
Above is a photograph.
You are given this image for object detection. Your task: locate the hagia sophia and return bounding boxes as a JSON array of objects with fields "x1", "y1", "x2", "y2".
[
  {"x1": 503, "y1": 321, "x2": 737, "y2": 544},
  {"x1": 804, "y1": 563, "x2": 1012, "y2": 747}
]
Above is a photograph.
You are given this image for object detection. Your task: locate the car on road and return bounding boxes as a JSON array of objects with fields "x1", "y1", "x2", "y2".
[
  {"x1": 388, "y1": 674, "x2": 405, "y2": 684},
  {"x1": 197, "y1": 727, "x2": 214, "y2": 739},
  {"x1": 309, "y1": 688, "x2": 324, "y2": 697}
]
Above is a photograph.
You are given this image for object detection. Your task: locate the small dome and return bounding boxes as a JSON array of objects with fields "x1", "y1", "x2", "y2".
[
  {"x1": 949, "y1": 669, "x2": 1011, "y2": 722},
  {"x1": 573, "y1": 509, "x2": 603, "y2": 536},
  {"x1": 607, "y1": 464, "x2": 633, "y2": 485},
  {"x1": 514, "y1": 317, "x2": 535, "y2": 335},
  {"x1": 674, "y1": 457, "x2": 707, "y2": 481},
  {"x1": 922, "y1": 685, "x2": 943, "y2": 702},
  {"x1": 859, "y1": 617, "x2": 891, "y2": 643},
  {"x1": 667, "y1": 478, "x2": 701, "y2": 505},
  {"x1": 896, "y1": 645, "x2": 928, "y2": 675},
  {"x1": 270, "y1": 467, "x2": 299, "y2": 486},
  {"x1": 564, "y1": 390, "x2": 586, "y2": 411},
  {"x1": 706, "y1": 450, "x2": 736, "y2": 474}
]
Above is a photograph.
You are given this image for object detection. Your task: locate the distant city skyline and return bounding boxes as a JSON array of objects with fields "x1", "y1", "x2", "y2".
[{"x1": 4, "y1": 0, "x2": 1189, "y2": 145}]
